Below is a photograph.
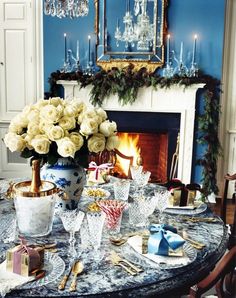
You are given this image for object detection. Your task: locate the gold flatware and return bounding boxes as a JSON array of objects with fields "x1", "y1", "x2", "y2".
[
  {"x1": 58, "y1": 259, "x2": 76, "y2": 290},
  {"x1": 110, "y1": 251, "x2": 143, "y2": 275},
  {"x1": 182, "y1": 232, "x2": 205, "y2": 249},
  {"x1": 69, "y1": 260, "x2": 84, "y2": 292},
  {"x1": 181, "y1": 216, "x2": 218, "y2": 223},
  {"x1": 110, "y1": 231, "x2": 148, "y2": 246}
]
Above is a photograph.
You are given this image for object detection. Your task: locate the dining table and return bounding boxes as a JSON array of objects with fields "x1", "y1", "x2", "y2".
[{"x1": 0, "y1": 178, "x2": 229, "y2": 298}]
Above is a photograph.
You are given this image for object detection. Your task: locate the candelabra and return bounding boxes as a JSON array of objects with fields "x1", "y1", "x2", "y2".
[
  {"x1": 44, "y1": 0, "x2": 89, "y2": 18},
  {"x1": 115, "y1": 0, "x2": 154, "y2": 51},
  {"x1": 162, "y1": 35, "x2": 199, "y2": 78}
]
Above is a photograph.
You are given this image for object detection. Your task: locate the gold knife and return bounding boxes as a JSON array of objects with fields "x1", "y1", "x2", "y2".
[{"x1": 58, "y1": 259, "x2": 76, "y2": 290}]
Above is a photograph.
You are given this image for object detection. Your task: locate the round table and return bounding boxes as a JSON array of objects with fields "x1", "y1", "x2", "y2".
[{"x1": 0, "y1": 180, "x2": 228, "y2": 298}]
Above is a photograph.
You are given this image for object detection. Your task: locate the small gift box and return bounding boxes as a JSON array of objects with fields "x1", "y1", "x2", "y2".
[
  {"x1": 87, "y1": 162, "x2": 113, "y2": 185},
  {"x1": 142, "y1": 224, "x2": 185, "y2": 257},
  {"x1": 166, "y1": 179, "x2": 201, "y2": 207},
  {"x1": 6, "y1": 239, "x2": 44, "y2": 277}
]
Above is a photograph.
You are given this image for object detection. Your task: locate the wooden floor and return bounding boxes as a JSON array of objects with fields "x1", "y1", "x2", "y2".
[{"x1": 208, "y1": 198, "x2": 235, "y2": 224}]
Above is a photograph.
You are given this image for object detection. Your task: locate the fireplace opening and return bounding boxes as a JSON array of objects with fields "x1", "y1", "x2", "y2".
[
  {"x1": 114, "y1": 132, "x2": 168, "y2": 183},
  {"x1": 107, "y1": 111, "x2": 181, "y2": 183}
]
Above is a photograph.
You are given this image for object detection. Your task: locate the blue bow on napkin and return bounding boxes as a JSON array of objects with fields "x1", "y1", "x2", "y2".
[{"x1": 148, "y1": 224, "x2": 185, "y2": 256}]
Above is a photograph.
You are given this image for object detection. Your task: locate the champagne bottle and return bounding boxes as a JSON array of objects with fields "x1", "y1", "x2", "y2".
[{"x1": 30, "y1": 159, "x2": 42, "y2": 192}]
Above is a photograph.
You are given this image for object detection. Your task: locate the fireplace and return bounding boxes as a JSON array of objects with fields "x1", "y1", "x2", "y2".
[
  {"x1": 58, "y1": 81, "x2": 204, "y2": 183},
  {"x1": 107, "y1": 111, "x2": 180, "y2": 183}
]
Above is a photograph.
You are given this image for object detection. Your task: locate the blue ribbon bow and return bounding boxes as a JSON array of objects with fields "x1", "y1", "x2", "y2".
[{"x1": 147, "y1": 224, "x2": 185, "y2": 256}]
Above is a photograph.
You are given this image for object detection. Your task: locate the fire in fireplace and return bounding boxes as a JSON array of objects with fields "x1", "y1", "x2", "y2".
[{"x1": 114, "y1": 132, "x2": 168, "y2": 183}]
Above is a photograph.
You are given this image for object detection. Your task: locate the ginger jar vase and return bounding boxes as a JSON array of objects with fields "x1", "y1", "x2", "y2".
[{"x1": 41, "y1": 158, "x2": 86, "y2": 210}]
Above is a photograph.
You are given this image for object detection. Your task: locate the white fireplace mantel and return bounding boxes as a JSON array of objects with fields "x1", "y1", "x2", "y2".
[{"x1": 57, "y1": 80, "x2": 205, "y2": 184}]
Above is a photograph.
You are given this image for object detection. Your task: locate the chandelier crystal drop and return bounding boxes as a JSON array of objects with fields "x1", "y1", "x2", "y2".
[
  {"x1": 115, "y1": 0, "x2": 154, "y2": 51},
  {"x1": 44, "y1": 0, "x2": 89, "y2": 18}
]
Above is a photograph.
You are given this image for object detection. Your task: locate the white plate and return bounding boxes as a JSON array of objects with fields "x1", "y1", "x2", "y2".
[
  {"x1": 164, "y1": 203, "x2": 207, "y2": 215},
  {"x1": 20, "y1": 252, "x2": 65, "y2": 289},
  {"x1": 82, "y1": 187, "x2": 111, "y2": 200},
  {"x1": 127, "y1": 235, "x2": 197, "y2": 269}
]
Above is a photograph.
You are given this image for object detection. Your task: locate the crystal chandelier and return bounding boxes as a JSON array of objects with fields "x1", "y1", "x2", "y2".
[
  {"x1": 44, "y1": 0, "x2": 89, "y2": 18},
  {"x1": 115, "y1": 0, "x2": 154, "y2": 51}
]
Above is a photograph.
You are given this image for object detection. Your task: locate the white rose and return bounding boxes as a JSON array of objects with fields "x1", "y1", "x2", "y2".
[
  {"x1": 8, "y1": 122, "x2": 23, "y2": 134},
  {"x1": 96, "y1": 108, "x2": 107, "y2": 122},
  {"x1": 87, "y1": 133, "x2": 106, "y2": 153},
  {"x1": 23, "y1": 134, "x2": 34, "y2": 150},
  {"x1": 106, "y1": 135, "x2": 120, "y2": 151},
  {"x1": 39, "y1": 119, "x2": 52, "y2": 133},
  {"x1": 9, "y1": 113, "x2": 28, "y2": 134},
  {"x1": 47, "y1": 125, "x2": 65, "y2": 141},
  {"x1": 49, "y1": 97, "x2": 63, "y2": 107},
  {"x1": 57, "y1": 137, "x2": 76, "y2": 158},
  {"x1": 34, "y1": 99, "x2": 49, "y2": 109},
  {"x1": 70, "y1": 132, "x2": 84, "y2": 150},
  {"x1": 80, "y1": 118, "x2": 98, "y2": 136},
  {"x1": 83, "y1": 109, "x2": 97, "y2": 119},
  {"x1": 40, "y1": 104, "x2": 62, "y2": 123},
  {"x1": 27, "y1": 109, "x2": 40, "y2": 123},
  {"x1": 99, "y1": 120, "x2": 117, "y2": 137},
  {"x1": 59, "y1": 116, "x2": 76, "y2": 130},
  {"x1": 27, "y1": 122, "x2": 41, "y2": 136},
  {"x1": 31, "y1": 135, "x2": 51, "y2": 154},
  {"x1": 4, "y1": 132, "x2": 26, "y2": 152},
  {"x1": 63, "y1": 99, "x2": 85, "y2": 117}
]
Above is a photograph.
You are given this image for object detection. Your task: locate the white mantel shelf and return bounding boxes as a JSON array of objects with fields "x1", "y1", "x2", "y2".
[{"x1": 57, "y1": 80, "x2": 205, "y2": 184}]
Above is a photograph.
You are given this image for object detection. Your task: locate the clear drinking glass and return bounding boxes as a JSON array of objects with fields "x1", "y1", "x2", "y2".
[
  {"x1": 113, "y1": 179, "x2": 130, "y2": 201},
  {"x1": 130, "y1": 165, "x2": 143, "y2": 182},
  {"x1": 154, "y1": 187, "x2": 170, "y2": 223},
  {"x1": 97, "y1": 200, "x2": 126, "y2": 235},
  {"x1": 60, "y1": 210, "x2": 85, "y2": 257},
  {"x1": 86, "y1": 211, "x2": 105, "y2": 262},
  {"x1": 129, "y1": 195, "x2": 156, "y2": 227}
]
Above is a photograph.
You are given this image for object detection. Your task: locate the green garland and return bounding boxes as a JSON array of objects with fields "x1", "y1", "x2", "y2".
[{"x1": 48, "y1": 64, "x2": 221, "y2": 196}]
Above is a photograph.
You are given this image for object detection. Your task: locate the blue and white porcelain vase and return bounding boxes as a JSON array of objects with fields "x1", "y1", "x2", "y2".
[{"x1": 41, "y1": 158, "x2": 86, "y2": 210}]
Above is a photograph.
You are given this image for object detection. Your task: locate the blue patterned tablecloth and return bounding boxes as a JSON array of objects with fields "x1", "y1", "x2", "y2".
[{"x1": 0, "y1": 179, "x2": 228, "y2": 298}]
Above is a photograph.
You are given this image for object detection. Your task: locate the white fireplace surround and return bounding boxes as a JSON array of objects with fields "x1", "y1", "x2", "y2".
[{"x1": 58, "y1": 81, "x2": 205, "y2": 184}]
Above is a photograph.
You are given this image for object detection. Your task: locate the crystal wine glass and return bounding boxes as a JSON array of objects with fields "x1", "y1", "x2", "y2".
[
  {"x1": 86, "y1": 211, "x2": 105, "y2": 264},
  {"x1": 60, "y1": 210, "x2": 85, "y2": 257},
  {"x1": 154, "y1": 187, "x2": 170, "y2": 223}
]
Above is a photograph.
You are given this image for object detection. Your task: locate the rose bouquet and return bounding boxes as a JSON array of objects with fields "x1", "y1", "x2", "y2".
[{"x1": 4, "y1": 97, "x2": 119, "y2": 167}]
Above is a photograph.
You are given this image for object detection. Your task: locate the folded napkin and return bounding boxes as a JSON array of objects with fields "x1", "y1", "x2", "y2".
[
  {"x1": 127, "y1": 235, "x2": 190, "y2": 267},
  {"x1": 0, "y1": 260, "x2": 34, "y2": 297}
]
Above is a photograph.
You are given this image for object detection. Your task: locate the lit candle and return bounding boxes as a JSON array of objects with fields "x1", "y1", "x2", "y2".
[
  {"x1": 64, "y1": 33, "x2": 67, "y2": 62},
  {"x1": 167, "y1": 34, "x2": 170, "y2": 64},
  {"x1": 76, "y1": 40, "x2": 80, "y2": 61},
  {"x1": 180, "y1": 41, "x2": 183, "y2": 63},
  {"x1": 88, "y1": 35, "x2": 91, "y2": 62},
  {"x1": 192, "y1": 34, "x2": 197, "y2": 64}
]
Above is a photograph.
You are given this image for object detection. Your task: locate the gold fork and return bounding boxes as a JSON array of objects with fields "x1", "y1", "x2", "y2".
[{"x1": 110, "y1": 251, "x2": 143, "y2": 274}]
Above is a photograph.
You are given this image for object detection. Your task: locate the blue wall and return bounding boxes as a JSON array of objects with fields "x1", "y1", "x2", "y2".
[{"x1": 43, "y1": 0, "x2": 226, "y2": 184}]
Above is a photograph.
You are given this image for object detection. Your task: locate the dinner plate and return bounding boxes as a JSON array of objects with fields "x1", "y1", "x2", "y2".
[
  {"x1": 82, "y1": 187, "x2": 111, "y2": 200},
  {"x1": 127, "y1": 236, "x2": 197, "y2": 270},
  {"x1": 20, "y1": 252, "x2": 65, "y2": 289},
  {"x1": 164, "y1": 203, "x2": 207, "y2": 215}
]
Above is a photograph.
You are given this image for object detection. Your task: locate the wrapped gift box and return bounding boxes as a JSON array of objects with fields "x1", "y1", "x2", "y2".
[
  {"x1": 142, "y1": 224, "x2": 185, "y2": 257},
  {"x1": 6, "y1": 243, "x2": 44, "y2": 277},
  {"x1": 87, "y1": 162, "x2": 113, "y2": 185},
  {"x1": 166, "y1": 179, "x2": 201, "y2": 207}
]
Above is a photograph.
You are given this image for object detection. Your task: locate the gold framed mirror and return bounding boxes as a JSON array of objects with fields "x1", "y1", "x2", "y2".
[{"x1": 95, "y1": 0, "x2": 168, "y2": 72}]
